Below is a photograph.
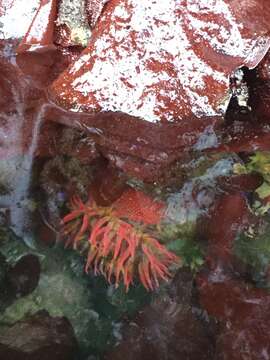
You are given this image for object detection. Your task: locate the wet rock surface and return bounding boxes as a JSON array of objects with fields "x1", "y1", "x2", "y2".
[
  {"x1": 104, "y1": 269, "x2": 215, "y2": 360},
  {"x1": 0, "y1": 310, "x2": 78, "y2": 360},
  {"x1": 1, "y1": 1, "x2": 270, "y2": 182},
  {"x1": 196, "y1": 186, "x2": 270, "y2": 360},
  {"x1": 0, "y1": 243, "x2": 95, "y2": 354},
  {"x1": 0, "y1": 231, "x2": 152, "y2": 357},
  {"x1": 46, "y1": 0, "x2": 270, "y2": 178},
  {"x1": 249, "y1": 50, "x2": 270, "y2": 125},
  {"x1": 215, "y1": 317, "x2": 270, "y2": 360},
  {"x1": 6, "y1": 254, "x2": 41, "y2": 298},
  {"x1": 1, "y1": 1, "x2": 270, "y2": 360},
  {"x1": 51, "y1": 0, "x2": 270, "y2": 121},
  {"x1": 198, "y1": 271, "x2": 270, "y2": 360},
  {"x1": 0, "y1": 228, "x2": 41, "y2": 311}
]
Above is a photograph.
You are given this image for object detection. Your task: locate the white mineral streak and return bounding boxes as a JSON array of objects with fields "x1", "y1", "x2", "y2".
[
  {"x1": 64, "y1": 0, "x2": 264, "y2": 123},
  {"x1": 56, "y1": 0, "x2": 92, "y2": 46},
  {"x1": 71, "y1": 53, "x2": 92, "y2": 73},
  {"x1": 25, "y1": 1, "x2": 51, "y2": 43},
  {"x1": 0, "y1": 0, "x2": 40, "y2": 39}
]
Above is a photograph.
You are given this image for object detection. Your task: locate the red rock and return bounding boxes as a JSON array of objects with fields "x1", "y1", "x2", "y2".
[
  {"x1": 197, "y1": 272, "x2": 270, "y2": 323},
  {"x1": 19, "y1": 44, "x2": 85, "y2": 90},
  {"x1": 253, "y1": 81, "x2": 270, "y2": 121},
  {"x1": 45, "y1": 103, "x2": 221, "y2": 181},
  {"x1": 249, "y1": 54, "x2": 270, "y2": 124},
  {"x1": 105, "y1": 269, "x2": 214, "y2": 360},
  {"x1": 219, "y1": 124, "x2": 270, "y2": 152},
  {"x1": 17, "y1": 49, "x2": 67, "y2": 89},
  {"x1": 46, "y1": 0, "x2": 270, "y2": 181},
  {"x1": 53, "y1": 23, "x2": 72, "y2": 48},
  {"x1": 197, "y1": 271, "x2": 270, "y2": 360},
  {"x1": 0, "y1": 54, "x2": 98, "y2": 162},
  {"x1": 46, "y1": 105, "x2": 220, "y2": 156},
  {"x1": 86, "y1": 0, "x2": 110, "y2": 28},
  {"x1": 14, "y1": 0, "x2": 64, "y2": 89},
  {"x1": 258, "y1": 50, "x2": 270, "y2": 81},
  {"x1": 89, "y1": 161, "x2": 128, "y2": 205},
  {"x1": 50, "y1": 0, "x2": 270, "y2": 123},
  {"x1": 215, "y1": 317, "x2": 270, "y2": 360},
  {"x1": 202, "y1": 193, "x2": 252, "y2": 264},
  {"x1": 196, "y1": 267, "x2": 270, "y2": 359},
  {"x1": 103, "y1": 149, "x2": 183, "y2": 182},
  {"x1": 34, "y1": 121, "x2": 63, "y2": 158},
  {"x1": 17, "y1": 0, "x2": 58, "y2": 53},
  {"x1": 218, "y1": 174, "x2": 263, "y2": 193},
  {"x1": 197, "y1": 270, "x2": 270, "y2": 360},
  {"x1": 196, "y1": 187, "x2": 270, "y2": 359}
]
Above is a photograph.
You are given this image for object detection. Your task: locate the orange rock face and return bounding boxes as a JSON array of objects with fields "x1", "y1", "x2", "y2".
[{"x1": 50, "y1": 0, "x2": 270, "y2": 124}]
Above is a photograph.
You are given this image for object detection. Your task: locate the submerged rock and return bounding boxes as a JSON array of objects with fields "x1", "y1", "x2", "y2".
[
  {"x1": 196, "y1": 183, "x2": 270, "y2": 360},
  {"x1": 0, "y1": 229, "x2": 41, "y2": 311},
  {"x1": 0, "y1": 245, "x2": 96, "y2": 353},
  {"x1": 202, "y1": 192, "x2": 252, "y2": 267},
  {"x1": 104, "y1": 269, "x2": 214, "y2": 360},
  {"x1": 0, "y1": 235, "x2": 148, "y2": 356},
  {"x1": 6, "y1": 254, "x2": 41, "y2": 298},
  {"x1": 0, "y1": 252, "x2": 8, "y2": 307},
  {"x1": 215, "y1": 315, "x2": 270, "y2": 360},
  {"x1": 0, "y1": 310, "x2": 78, "y2": 360},
  {"x1": 197, "y1": 271, "x2": 270, "y2": 360}
]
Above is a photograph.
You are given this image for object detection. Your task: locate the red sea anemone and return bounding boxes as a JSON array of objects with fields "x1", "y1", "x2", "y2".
[{"x1": 61, "y1": 194, "x2": 180, "y2": 291}]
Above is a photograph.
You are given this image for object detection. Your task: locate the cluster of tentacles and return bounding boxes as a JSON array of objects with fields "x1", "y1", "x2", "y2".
[{"x1": 61, "y1": 196, "x2": 180, "y2": 291}]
